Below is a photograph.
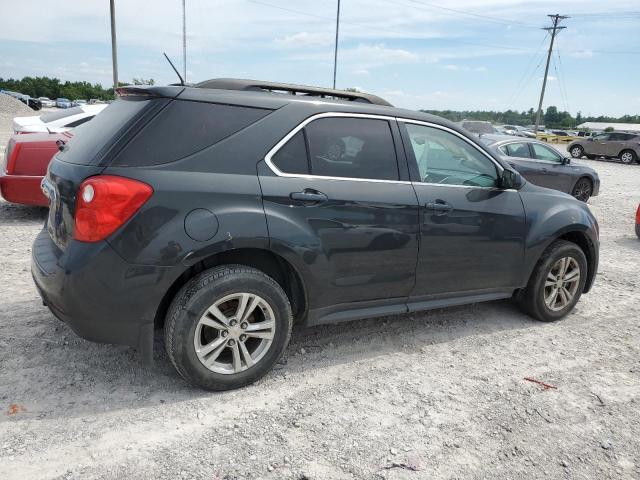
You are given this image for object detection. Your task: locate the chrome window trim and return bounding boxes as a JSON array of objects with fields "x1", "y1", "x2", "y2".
[
  {"x1": 263, "y1": 112, "x2": 411, "y2": 185},
  {"x1": 263, "y1": 112, "x2": 506, "y2": 187}
]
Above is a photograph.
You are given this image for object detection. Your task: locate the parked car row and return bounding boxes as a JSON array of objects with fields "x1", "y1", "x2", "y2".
[{"x1": 1, "y1": 90, "x2": 42, "y2": 110}]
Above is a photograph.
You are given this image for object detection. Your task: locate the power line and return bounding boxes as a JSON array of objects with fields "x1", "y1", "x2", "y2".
[
  {"x1": 535, "y1": 14, "x2": 568, "y2": 133},
  {"x1": 245, "y1": 0, "x2": 537, "y2": 52},
  {"x1": 402, "y1": 0, "x2": 539, "y2": 28},
  {"x1": 505, "y1": 31, "x2": 549, "y2": 110}
]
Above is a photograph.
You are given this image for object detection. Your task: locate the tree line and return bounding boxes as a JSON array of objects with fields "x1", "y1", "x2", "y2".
[
  {"x1": 421, "y1": 106, "x2": 640, "y2": 129},
  {"x1": 0, "y1": 76, "x2": 156, "y2": 101}
]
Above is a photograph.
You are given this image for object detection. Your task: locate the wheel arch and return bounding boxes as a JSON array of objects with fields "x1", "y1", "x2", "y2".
[
  {"x1": 154, "y1": 247, "x2": 308, "y2": 330},
  {"x1": 524, "y1": 228, "x2": 597, "y2": 295}
]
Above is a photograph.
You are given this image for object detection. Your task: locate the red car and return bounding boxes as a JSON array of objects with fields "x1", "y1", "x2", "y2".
[
  {"x1": 636, "y1": 204, "x2": 640, "y2": 238},
  {"x1": 1, "y1": 132, "x2": 72, "y2": 206}
]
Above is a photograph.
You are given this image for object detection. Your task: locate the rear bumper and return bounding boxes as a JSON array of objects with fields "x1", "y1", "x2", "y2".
[
  {"x1": 0, "y1": 174, "x2": 47, "y2": 206},
  {"x1": 31, "y1": 228, "x2": 175, "y2": 350}
]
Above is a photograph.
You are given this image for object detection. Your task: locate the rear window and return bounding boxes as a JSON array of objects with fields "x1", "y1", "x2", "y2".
[
  {"x1": 113, "y1": 100, "x2": 272, "y2": 166},
  {"x1": 57, "y1": 97, "x2": 153, "y2": 165},
  {"x1": 40, "y1": 107, "x2": 84, "y2": 123}
]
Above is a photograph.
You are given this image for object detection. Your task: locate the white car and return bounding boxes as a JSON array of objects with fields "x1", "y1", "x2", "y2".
[
  {"x1": 12, "y1": 104, "x2": 107, "y2": 133},
  {"x1": 37, "y1": 97, "x2": 56, "y2": 108}
]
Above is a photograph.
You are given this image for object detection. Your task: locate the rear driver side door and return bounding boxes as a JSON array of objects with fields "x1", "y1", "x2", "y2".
[{"x1": 258, "y1": 114, "x2": 420, "y2": 320}]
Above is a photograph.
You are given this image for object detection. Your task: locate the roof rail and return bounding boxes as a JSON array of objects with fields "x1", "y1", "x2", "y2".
[{"x1": 194, "y1": 78, "x2": 393, "y2": 107}]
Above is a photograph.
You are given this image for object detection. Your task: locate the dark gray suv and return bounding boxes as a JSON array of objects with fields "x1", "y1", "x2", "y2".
[{"x1": 32, "y1": 79, "x2": 599, "y2": 390}]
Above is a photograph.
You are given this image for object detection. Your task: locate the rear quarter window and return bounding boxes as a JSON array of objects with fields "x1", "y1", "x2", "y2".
[{"x1": 113, "y1": 101, "x2": 272, "y2": 166}]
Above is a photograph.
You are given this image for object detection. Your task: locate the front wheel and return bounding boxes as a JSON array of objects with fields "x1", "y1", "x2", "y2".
[
  {"x1": 619, "y1": 150, "x2": 637, "y2": 165},
  {"x1": 164, "y1": 265, "x2": 293, "y2": 391},
  {"x1": 570, "y1": 145, "x2": 584, "y2": 158},
  {"x1": 519, "y1": 240, "x2": 588, "y2": 322}
]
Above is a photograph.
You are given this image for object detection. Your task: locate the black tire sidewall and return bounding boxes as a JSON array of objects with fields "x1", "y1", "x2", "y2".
[
  {"x1": 166, "y1": 266, "x2": 292, "y2": 391},
  {"x1": 525, "y1": 242, "x2": 588, "y2": 322}
]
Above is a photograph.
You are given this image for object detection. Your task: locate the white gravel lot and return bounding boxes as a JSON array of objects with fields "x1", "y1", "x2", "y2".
[{"x1": 0, "y1": 112, "x2": 639, "y2": 479}]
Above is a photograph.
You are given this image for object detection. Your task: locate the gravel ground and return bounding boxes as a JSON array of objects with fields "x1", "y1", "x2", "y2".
[{"x1": 0, "y1": 113, "x2": 639, "y2": 479}]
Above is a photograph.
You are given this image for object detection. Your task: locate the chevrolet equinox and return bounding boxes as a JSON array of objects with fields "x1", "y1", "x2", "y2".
[{"x1": 32, "y1": 79, "x2": 599, "y2": 390}]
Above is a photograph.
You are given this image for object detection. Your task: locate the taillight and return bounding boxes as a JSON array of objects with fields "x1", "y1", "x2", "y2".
[
  {"x1": 5, "y1": 143, "x2": 21, "y2": 174},
  {"x1": 636, "y1": 205, "x2": 640, "y2": 226},
  {"x1": 74, "y1": 175, "x2": 153, "y2": 242}
]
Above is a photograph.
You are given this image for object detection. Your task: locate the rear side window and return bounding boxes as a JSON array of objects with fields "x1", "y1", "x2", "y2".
[
  {"x1": 58, "y1": 98, "x2": 153, "y2": 165},
  {"x1": 115, "y1": 101, "x2": 272, "y2": 166},
  {"x1": 504, "y1": 142, "x2": 532, "y2": 158},
  {"x1": 305, "y1": 117, "x2": 398, "y2": 180},
  {"x1": 271, "y1": 131, "x2": 309, "y2": 174}
]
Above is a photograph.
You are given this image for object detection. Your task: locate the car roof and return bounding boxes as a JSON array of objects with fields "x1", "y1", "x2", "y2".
[{"x1": 118, "y1": 83, "x2": 467, "y2": 135}]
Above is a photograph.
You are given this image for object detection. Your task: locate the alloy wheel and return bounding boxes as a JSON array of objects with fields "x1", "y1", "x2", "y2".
[
  {"x1": 620, "y1": 151, "x2": 634, "y2": 164},
  {"x1": 544, "y1": 257, "x2": 581, "y2": 312},
  {"x1": 193, "y1": 293, "x2": 276, "y2": 374},
  {"x1": 572, "y1": 179, "x2": 592, "y2": 202},
  {"x1": 570, "y1": 147, "x2": 583, "y2": 158}
]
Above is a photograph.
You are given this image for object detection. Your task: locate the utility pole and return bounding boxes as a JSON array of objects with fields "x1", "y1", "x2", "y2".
[
  {"x1": 182, "y1": 0, "x2": 187, "y2": 82},
  {"x1": 110, "y1": 0, "x2": 118, "y2": 91},
  {"x1": 332, "y1": 0, "x2": 341, "y2": 89},
  {"x1": 534, "y1": 14, "x2": 568, "y2": 135}
]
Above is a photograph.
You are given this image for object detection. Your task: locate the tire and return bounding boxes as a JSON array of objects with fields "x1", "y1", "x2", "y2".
[
  {"x1": 569, "y1": 145, "x2": 584, "y2": 158},
  {"x1": 164, "y1": 265, "x2": 293, "y2": 391},
  {"x1": 519, "y1": 240, "x2": 588, "y2": 322},
  {"x1": 571, "y1": 177, "x2": 593, "y2": 202},
  {"x1": 619, "y1": 149, "x2": 637, "y2": 165}
]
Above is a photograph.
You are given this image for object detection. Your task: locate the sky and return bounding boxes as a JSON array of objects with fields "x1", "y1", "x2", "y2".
[{"x1": 1, "y1": 0, "x2": 639, "y2": 117}]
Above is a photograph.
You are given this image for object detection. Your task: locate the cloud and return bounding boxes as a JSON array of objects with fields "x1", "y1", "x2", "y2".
[
  {"x1": 274, "y1": 32, "x2": 333, "y2": 48},
  {"x1": 443, "y1": 64, "x2": 488, "y2": 72},
  {"x1": 569, "y1": 49, "x2": 593, "y2": 59}
]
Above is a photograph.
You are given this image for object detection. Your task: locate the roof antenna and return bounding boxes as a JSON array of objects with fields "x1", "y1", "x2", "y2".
[{"x1": 163, "y1": 52, "x2": 185, "y2": 86}]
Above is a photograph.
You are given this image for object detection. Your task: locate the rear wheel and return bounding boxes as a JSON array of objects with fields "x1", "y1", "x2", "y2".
[
  {"x1": 571, "y1": 177, "x2": 593, "y2": 202},
  {"x1": 570, "y1": 145, "x2": 584, "y2": 158},
  {"x1": 619, "y1": 150, "x2": 637, "y2": 164},
  {"x1": 164, "y1": 265, "x2": 293, "y2": 391},
  {"x1": 519, "y1": 240, "x2": 587, "y2": 322}
]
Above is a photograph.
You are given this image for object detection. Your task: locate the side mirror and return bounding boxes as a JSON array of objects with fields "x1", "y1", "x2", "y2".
[
  {"x1": 562, "y1": 157, "x2": 571, "y2": 165},
  {"x1": 500, "y1": 168, "x2": 524, "y2": 190}
]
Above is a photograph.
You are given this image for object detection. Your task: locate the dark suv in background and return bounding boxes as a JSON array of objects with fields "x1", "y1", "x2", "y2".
[{"x1": 32, "y1": 79, "x2": 599, "y2": 390}]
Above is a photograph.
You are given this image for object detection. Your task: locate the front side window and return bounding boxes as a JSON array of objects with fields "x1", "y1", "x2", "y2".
[
  {"x1": 531, "y1": 143, "x2": 563, "y2": 163},
  {"x1": 304, "y1": 117, "x2": 399, "y2": 180},
  {"x1": 593, "y1": 133, "x2": 610, "y2": 142},
  {"x1": 504, "y1": 142, "x2": 532, "y2": 158},
  {"x1": 403, "y1": 123, "x2": 498, "y2": 187}
]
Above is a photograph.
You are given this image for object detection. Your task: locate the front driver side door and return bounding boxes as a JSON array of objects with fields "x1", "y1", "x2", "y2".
[{"x1": 399, "y1": 121, "x2": 526, "y2": 301}]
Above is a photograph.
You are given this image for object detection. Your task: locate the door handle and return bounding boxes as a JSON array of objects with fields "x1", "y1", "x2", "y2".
[
  {"x1": 290, "y1": 190, "x2": 328, "y2": 203},
  {"x1": 425, "y1": 200, "x2": 453, "y2": 215}
]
